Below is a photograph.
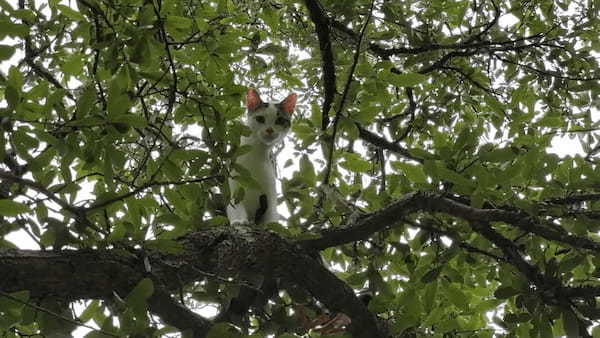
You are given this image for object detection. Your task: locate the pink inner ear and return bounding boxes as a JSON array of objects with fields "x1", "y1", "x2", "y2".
[
  {"x1": 280, "y1": 93, "x2": 297, "y2": 114},
  {"x1": 246, "y1": 88, "x2": 263, "y2": 111}
]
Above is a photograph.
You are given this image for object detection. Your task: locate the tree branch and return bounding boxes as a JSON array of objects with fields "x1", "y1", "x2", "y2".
[
  {"x1": 85, "y1": 175, "x2": 221, "y2": 211},
  {"x1": 356, "y1": 124, "x2": 424, "y2": 162},
  {"x1": 299, "y1": 191, "x2": 600, "y2": 252},
  {"x1": 148, "y1": 290, "x2": 212, "y2": 337},
  {"x1": 322, "y1": 0, "x2": 375, "y2": 186},
  {"x1": 0, "y1": 290, "x2": 118, "y2": 337},
  {"x1": 544, "y1": 193, "x2": 600, "y2": 205},
  {"x1": 303, "y1": 0, "x2": 336, "y2": 130},
  {"x1": 0, "y1": 227, "x2": 386, "y2": 337}
]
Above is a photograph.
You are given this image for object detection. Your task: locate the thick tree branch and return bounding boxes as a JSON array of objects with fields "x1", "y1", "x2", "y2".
[
  {"x1": 303, "y1": 0, "x2": 336, "y2": 130},
  {"x1": 148, "y1": 290, "x2": 212, "y2": 337},
  {"x1": 0, "y1": 227, "x2": 385, "y2": 337},
  {"x1": 468, "y1": 221, "x2": 546, "y2": 286},
  {"x1": 299, "y1": 191, "x2": 600, "y2": 252}
]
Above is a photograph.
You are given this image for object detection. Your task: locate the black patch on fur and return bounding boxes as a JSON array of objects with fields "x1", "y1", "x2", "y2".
[
  {"x1": 254, "y1": 194, "x2": 268, "y2": 224},
  {"x1": 275, "y1": 111, "x2": 291, "y2": 128}
]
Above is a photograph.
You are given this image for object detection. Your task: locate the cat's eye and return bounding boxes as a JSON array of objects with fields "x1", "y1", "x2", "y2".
[
  {"x1": 275, "y1": 117, "x2": 288, "y2": 126},
  {"x1": 255, "y1": 116, "x2": 265, "y2": 123}
]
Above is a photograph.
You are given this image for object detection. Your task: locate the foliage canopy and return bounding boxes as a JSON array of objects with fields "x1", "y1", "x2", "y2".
[{"x1": 0, "y1": 0, "x2": 599, "y2": 337}]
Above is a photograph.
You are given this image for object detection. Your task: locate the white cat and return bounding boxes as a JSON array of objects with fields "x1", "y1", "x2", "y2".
[{"x1": 227, "y1": 88, "x2": 297, "y2": 225}]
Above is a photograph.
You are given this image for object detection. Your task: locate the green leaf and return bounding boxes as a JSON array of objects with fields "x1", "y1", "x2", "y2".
[
  {"x1": 421, "y1": 266, "x2": 442, "y2": 283},
  {"x1": 445, "y1": 284, "x2": 469, "y2": 310},
  {"x1": 111, "y1": 114, "x2": 148, "y2": 128},
  {"x1": 0, "y1": 19, "x2": 28, "y2": 38},
  {"x1": 126, "y1": 278, "x2": 154, "y2": 316},
  {"x1": 392, "y1": 162, "x2": 428, "y2": 184},
  {"x1": 382, "y1": 71, "x2": 428, "y2": 87},
  {"x1": 12, "y1": 9, "x2": 36, "y2": 22},
  {"x1": 504, "y1": 312, "x2": 531, "y2": 323},
  {"x1": 0, "y1": 200, "x2": 30, "y2": 216},
  {"x1": 57, "y1": 4, "x2": 85, "y2": 21},
  {"x1": 206, "y1": 322, "x2": 242, "y2": 338},
  {"x1": 0, "y1": 290, "x2": 29, "y2": 312},
  {"x1": 62, "y1": 54, "x2": 84, "y2": 76},
  {"x1": 103, "y1": 145, "x2": 115, "y2": 190},
  {"x1": 434, "y1": 161, "x2": 475, "y2": 189},
  {"x1": 562, "y1": 308, "x2": 580, "y2": 338},
  {"x1": 479, "y1": 147, "x2": 516, "y2": 163},
  {"x1": 85, "y1": 331, "x2": 115, "y2": 338},
  {"x1": 5, "y1": 85, "x2": 20, "y2": 110},
  {"x1": 0, "y1": 44, "x2": 15, "y2": 61},
  {"x1": 144, "y1": 239, "x2": 184, "y2": 254},
  {"x1": 76, "y1": 85, "x2": 96, "y2": 117},
  {"x1": 592, "y1": 325, "x2": 600, "y2": 338},
  {"x1": 108, "y1": 223, "x2": 126, "y2": 241},
  {"x1": 494, "y1": 286, "x2": 520, "y2": 299},
  {"x1": 340, "y1": 153, "x2": 371, "y2": 173},
  {"x1": 261, "y1": 8, "x2": 279, "y2": 30},
  {"x1": 78, "y1": 300, "x2": 101, "y2": 322},
  {"x1": 107, "y1": 93, "x2": 130, "y2": 118},
  {"x1": 298, "y1": 154, "x2": 316, "y2": 186},
  {"x1": 0, "y1": 291, "x2": 28, "y2": 330},
  {"x1": 165, "y1": 15, "x2": 192, "y2": 30},
  {"x1": 232, "y1": 173, "x2": 260, "y2": 190},
  {"x1": 338, "y1": 116, "x2": 359, "y2": 140}
]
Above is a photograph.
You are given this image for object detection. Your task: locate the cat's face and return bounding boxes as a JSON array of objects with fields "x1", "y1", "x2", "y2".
[{"x1": 246, "y1": 88, "x2": 297, "y2": 146}]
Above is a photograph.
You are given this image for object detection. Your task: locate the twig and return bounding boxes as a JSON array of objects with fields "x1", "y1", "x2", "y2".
[
  {"x1": 544, "y1": 193, "x2": 600, "y2": 205},
  {"x1": 393, "y1": 87, "x2": 417, "y2": 142},
  {"x1": 0, "y1": 290, "x2": 119, "y2": 337},
  {"x1": 322, "y1": 0, "x2": 375, "y2": 186},
  {"x1": 85, "y1": 175, "x2": 222, "y2": 211},
  {"x1": 356, "y1": 124, "x2": 424, "y2": 162},
  {"x1": 0, "y1": 170, "x2": 83, "y2": 215},
  {"x1": 492, "y1": 54, "x2": 600, "y2": 81}
]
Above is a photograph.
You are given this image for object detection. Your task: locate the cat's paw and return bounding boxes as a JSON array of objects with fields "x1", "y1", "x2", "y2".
[{"x1": 229, "y1": 219, "x2": 251, "y2": 226}]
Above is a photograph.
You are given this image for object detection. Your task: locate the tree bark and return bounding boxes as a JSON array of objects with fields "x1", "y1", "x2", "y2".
[{"x1": 0, "y1": 227, "x2": 384, "y2": 337}]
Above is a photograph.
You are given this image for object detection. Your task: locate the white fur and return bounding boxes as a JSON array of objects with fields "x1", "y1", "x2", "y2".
[{"x1": 227, "y1": 100, "x2": 292, "y2": 225}]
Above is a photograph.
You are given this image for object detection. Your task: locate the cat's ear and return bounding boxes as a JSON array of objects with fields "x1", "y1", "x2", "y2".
[
  {"x1": 279, "y1": 93, "x2": 297, "y2": 115},
  {"x1": 246, "y1": 88, "x2": 263, "y2": 112}
]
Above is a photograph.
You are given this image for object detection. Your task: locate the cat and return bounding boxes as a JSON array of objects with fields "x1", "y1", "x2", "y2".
[{"x1": 227, "y1": 88, "x2": 297, "y2": 225}]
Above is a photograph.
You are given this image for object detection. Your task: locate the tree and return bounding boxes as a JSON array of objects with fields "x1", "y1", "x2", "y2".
[{"x1": 0, "y1": 0, "x2": 599, "y2": 336}]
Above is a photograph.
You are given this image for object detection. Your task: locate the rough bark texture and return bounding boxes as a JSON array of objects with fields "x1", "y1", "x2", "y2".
[
  {"x1": 4, "y1": 192, "x2": 600, "y2": 337},
  {"x1": 0, "y1": 227, "x2": 384, "y2": 337}
]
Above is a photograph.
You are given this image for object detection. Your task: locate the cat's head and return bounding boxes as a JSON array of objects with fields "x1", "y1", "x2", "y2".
[{"x1": 245, "y1": 88, "x2": 297, "y2": 146}]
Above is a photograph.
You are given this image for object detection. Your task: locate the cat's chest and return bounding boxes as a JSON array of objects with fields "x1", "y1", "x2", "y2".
[{"x1": 237, "y1": 151, "x2": 276, "y2": 188}]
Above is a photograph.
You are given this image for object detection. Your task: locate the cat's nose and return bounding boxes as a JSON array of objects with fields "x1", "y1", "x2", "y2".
[{"x1": 266, "y1": 128, "x2": 274, "y2": 134}]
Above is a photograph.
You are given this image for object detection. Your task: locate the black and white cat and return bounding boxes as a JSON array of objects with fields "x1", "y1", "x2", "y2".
[{"x1": 227, "y1": 88, "x2": 297, "y2": 225}]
